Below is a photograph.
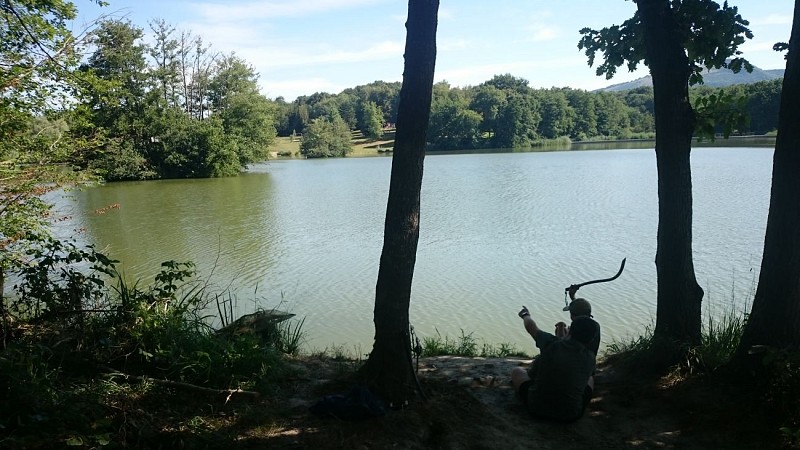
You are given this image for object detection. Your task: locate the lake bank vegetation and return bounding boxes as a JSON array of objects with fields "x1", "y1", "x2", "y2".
[{"x1": 1, "y1": 239, "x2": 798, "y2": 447}]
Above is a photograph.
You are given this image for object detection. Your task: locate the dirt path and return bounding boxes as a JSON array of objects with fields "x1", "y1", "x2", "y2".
[
  {"x1": 264, "y1": 355, "x2": 779, "y2": 449},
  {"x1": 416, "y1": 356, "x2": 676, "y2": 449},
  {"x1": 414, "y1": 356, "x2": 773, "y2": 450}
]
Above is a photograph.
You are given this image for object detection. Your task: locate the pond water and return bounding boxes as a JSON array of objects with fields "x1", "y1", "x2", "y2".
[{"x1": 50, "y1": 143, "x2": 774, "y2": 354}]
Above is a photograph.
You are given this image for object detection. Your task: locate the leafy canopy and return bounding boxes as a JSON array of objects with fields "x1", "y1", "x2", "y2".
[{"x1": 577, "y1": 0, "x2": 754, "y2": 85}]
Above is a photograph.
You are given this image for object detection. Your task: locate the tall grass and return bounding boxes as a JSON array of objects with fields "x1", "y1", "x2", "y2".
[
  {"x1": 420, "y1": 329, "x2": 527, "y2": 358},
  {"x1": 0, "y1": 240, "x2": 308, "y2": 446},
  {"x1": 604, "y1": 323, "x2": 656, "y2": 357},
  {"x1": 604, "y1": 308, "x2": 746, "y2": 375},
  {"x1": 696, "y1": 309, "x2": 745, "y2": 370}
]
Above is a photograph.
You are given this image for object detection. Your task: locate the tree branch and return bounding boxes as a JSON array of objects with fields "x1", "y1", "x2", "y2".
[{"x1": 99, "y1": 366, "x2": 261, "y2": 402}]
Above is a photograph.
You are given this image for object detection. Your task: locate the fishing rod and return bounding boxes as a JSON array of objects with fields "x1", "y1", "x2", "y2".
[{"x1": 563, "y1": 258, "x2": 626, "y2": 310}]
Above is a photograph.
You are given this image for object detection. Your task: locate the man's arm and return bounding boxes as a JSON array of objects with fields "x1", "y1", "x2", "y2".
[{"x1": 518, "y1": 306, "x2": 540, "y2": 338}]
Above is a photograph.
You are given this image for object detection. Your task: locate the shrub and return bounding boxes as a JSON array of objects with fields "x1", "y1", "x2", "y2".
[{"x1": 0, "y1": 239, "x2": 306, "y2": 444}]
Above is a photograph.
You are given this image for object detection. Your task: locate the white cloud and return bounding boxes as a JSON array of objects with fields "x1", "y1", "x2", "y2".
[
  {"x1": 438, "y1": 38, "x2": 470, "y2": 52},
  {"x1": 437, "y1": 6, "x2": 455, "y2": 21},
  {"x1": 751, "y1": 14, "x2": 793, "y2": 27},
  {"x1": 435, "y1": 57, "x2": 585, "y2": 88},
  {"x1": 189, "y1": 0, "x2": 388, "y2": 22},
  {"x1": 742, "y1": 41, "x2": 781, "y2": 53},
  {"x1": 260, "y1": 40, "x2": 403, "y2": 69},
  {"x1": 169, "y1": 16, "x2": 403, "y2": 71},
  {"x1": 529, "y1": 26, "x2": 559, "y2": 42}
]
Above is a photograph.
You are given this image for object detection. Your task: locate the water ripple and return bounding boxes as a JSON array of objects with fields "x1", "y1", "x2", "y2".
[{"x1": 50, "y1": 148, "x2": 772, "y2": 352}]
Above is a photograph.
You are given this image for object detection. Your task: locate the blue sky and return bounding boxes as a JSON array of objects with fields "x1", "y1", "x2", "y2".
[{"x1": 71, "y1": 0, "x2": 793, "y2": 101}]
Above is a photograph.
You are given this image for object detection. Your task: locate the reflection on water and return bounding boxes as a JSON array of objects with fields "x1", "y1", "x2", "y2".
[{"x1": 50, "y1": 145, "x2": 773, "y2": 354}]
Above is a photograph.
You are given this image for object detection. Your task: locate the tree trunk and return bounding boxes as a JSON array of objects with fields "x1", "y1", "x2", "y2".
[
  {"x1": 359, "y1": 0, "x2": 438, "y2": 405},
  {"x1": 1, "y1": 270, "x2": 5, "y2": 350},
  {"x1": 735, "y1": 0, "x2": 800, "y2": 361},
  {"x1": 637, "y1": 0, "x2": 704, "y2": 357}
]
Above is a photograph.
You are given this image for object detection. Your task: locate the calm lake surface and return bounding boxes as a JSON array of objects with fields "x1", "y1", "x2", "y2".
[{"x1": 52, "y1": 143, "x2": 774, "y2": 354}]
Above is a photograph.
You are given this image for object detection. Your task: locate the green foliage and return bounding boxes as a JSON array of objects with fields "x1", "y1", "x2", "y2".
[
  {"x1": 62, "y1": 18, "x2": 278, "y2": 180},
  {"x1": 207, "y1": 54, "x2": 277, "y2": 166},
  {"x1": 349, "y1": 80, "x2": 401, "y2": 125},
  {"x1": 90, "y1": 137, "x2": 156, "y2": 181},
  {"x1": 470, "y1": 84, "x2": 506, "y2": 137},
  {"x1": 300, "y1": 115, "x2": 353, "y2": 157},
  {"x1": 693, "y1": 90, "x2": 750, "y2": 140},
  {"x1": 0, "y1": 0, "x2": 90, "y2": 121},
  {"x1": 0, "y1": 165, "x2": 55, "y2": 269},
  {"x1": 11, "y1": 239, "x2": 117, "y2": 323},
  {"x1": 0, "y1": 0, "x2": 100, "y2": 213},
  {"x1": 276, "y1": 316, "x2": 306, "y2": 355},
  {"x1": 605, "y1": 308, "x2": 745, "y2": 375},
  {"x1": 482, "y1": 73, "x2": 530, "y2": 93},
  {"x1": 743, "y1": 78, "x2": 782, "y2": 134},
  {"x1": 154, "y1": 113, "x2": 240, "y2": 178},
  {"x1": 578, "y1": 0, "x2": 753, "y2": 86},
  {"x1": 79, "y1": 19, "x2": 149, "y2": 136},
  {"x1": 428, "y1": 89, "x2": 483, "y2": 150},
  {"x1": 0, "y1": 115, "x2": 100, "y2": 304},
  {"x1": 0, "y1": 238, "x2": 307, "y2": 445},
  {"x1": 359, "y1": 101, "x2": 384, "y2": 139},
  {"x1": 420, "y1": 329, "x2": 525, "y2": 358},
  {"x1": 605, "y1": 324, "x2": 657, "y2": 358},
  {"x1": 695, "y1": 310, "x2": 745, "y2": 370},
  {"x1": 220, "y1": 91, "x2": 277, "y2": 165},
  {"x1": 422, "y1": 329, "x2": 478, "y2": 357},
  {"x1": 759, "y1": 348, "x2": 800, "y2": 438},
  {"x1": 493, "y1": 92, "x2": 541, "y2": 148},
  {"x1": 537, "y1": 90, "x2": 575, "y2": 139}
]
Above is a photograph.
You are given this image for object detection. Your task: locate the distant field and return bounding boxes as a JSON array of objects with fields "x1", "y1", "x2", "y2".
[{"x1": 268, "y1": 129, "x2": 396, "y2": 159}]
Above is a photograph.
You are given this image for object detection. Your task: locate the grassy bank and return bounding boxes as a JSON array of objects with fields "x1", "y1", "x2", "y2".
[
  {"x1": 2, "y1": 239, "x2": 798, "y2": 448},
  {"x1": 269, "y1": 129, "x2": 396, "y2": 159}
]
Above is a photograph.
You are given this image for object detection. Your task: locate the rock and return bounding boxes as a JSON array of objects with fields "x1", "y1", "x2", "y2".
[{"x1": 216, "y1": 309, "x2": 295, "y2": 338}]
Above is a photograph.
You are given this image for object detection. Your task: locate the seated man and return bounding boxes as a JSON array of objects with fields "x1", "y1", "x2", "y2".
[
  {"x1": 558, "y1": 292, "x2": 601, "y2": 356},
  {"x1": 511, "y1": 304, "x2": 599, "y2": 422}
]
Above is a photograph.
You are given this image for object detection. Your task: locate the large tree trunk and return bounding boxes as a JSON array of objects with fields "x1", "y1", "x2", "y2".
[
  {"x1": 735, "y1": 1, "x2": 800, "y2": 361},
  {"x1": 359, "y1": 0, "x2": 438, "y2": 405},
  {"x1": 638, "y1": 0, "x2": 704, "y2": 357}
]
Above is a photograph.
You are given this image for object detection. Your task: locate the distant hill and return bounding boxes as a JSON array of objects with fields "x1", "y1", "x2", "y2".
[{"x1": 601, "y1": 65, "x2": 784, "y2": 92}]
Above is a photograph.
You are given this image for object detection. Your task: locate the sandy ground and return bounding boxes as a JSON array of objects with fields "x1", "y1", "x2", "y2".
[{"x1": 258, "y1": 355, "x2": 780, "y2": 449}]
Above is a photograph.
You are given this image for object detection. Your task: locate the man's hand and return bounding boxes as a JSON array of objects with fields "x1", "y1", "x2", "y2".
[
  {"x1": 567, "y1": 285, "x2": 579, "y2": 301},
  {"x1": 518, "y1": 306, "x2": 530, "y2": 318},
  {"x1": 555, "y1": 321, "x2": 568, "y2": 338}
]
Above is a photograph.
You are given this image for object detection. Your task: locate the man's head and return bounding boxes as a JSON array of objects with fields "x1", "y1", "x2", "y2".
[
  {"x1": 562, "y1": 297, "x2": 592, "y2": 318},
  {"x1": 568, "y1": 316, "x2": 598, "y2": 347}
]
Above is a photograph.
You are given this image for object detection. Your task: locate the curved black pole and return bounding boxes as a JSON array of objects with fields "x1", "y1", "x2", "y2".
[{"x1": 566, "y1": 258, "x2": 627, "y2": 292}]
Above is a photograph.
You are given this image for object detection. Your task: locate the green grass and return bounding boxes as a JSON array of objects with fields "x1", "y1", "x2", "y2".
[
  {"x1": 0, "y1": 242, "x2": 310, "y2": 447},
  {"x1": 420, "y1": 328, "x2": 527, "y2": 358},
  {"x1": 604, "y1": 308, "x2": 746, "y2": 375},
  {"x1": 269, "y1": 128, "x2": 396, "y2": 159}
]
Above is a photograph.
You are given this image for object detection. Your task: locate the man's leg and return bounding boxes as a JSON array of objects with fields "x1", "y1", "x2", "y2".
[
  {"x1": 511, "y1": 366, "x2": 530, "y2": 395},
  {"x1": 582, "y1": 375, "x2": 595, "y2": 409}
]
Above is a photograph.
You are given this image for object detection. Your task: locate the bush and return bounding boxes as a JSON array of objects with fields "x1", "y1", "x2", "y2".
[
  {"x1": 300, "y1": 116, "x2": 352, "y2": 158},
  {"x1": 0, "y1": 239, "x2": 306, "y2": 444}
]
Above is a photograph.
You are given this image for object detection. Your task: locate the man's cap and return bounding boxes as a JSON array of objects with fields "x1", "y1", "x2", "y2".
[{"x1": 562, "y1": 297, "x2": 592, "y2": 317}]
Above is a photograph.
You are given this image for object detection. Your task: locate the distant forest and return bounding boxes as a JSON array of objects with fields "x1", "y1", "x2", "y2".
[
  {"x1": 275, "y1": 73, "x2": 783, "y2": 151},
  {"x1": 2, "y1": 12, "x2": 783, "y2": 183}
]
